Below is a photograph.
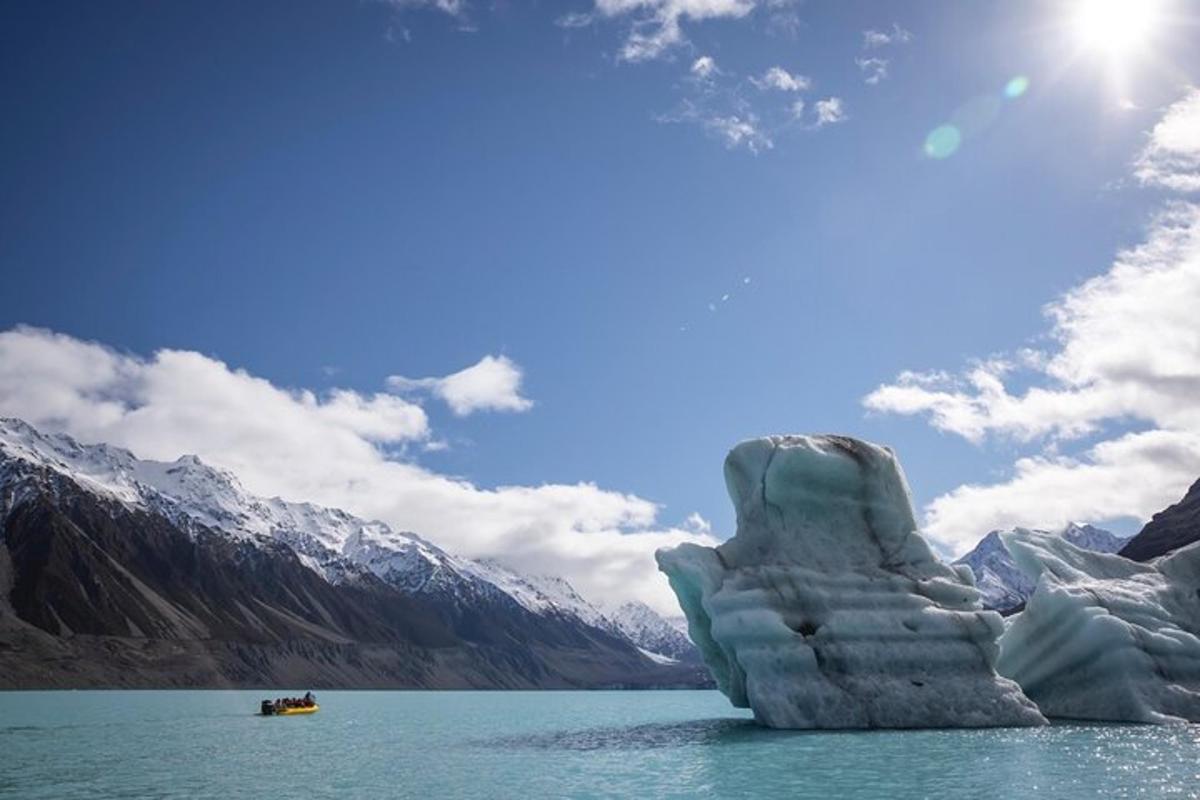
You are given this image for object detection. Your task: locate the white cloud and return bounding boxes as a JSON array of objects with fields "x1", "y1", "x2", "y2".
[
  {"x1": 862, "y1": 23, "x2": 913, "y2": 49},
  {"x1": 864, "y1": 90, "x2": 1200, "y2": 555},
  {"x1": 592, "y1": 0, "x2": 756, "y2": 61},
  {"x1": 690, "y1": 55, "x2": 718, "y2": 79},
  {"x1": 705, "y1": 113, "x2": 772, "y2": 152},
  {"x1": 754, "y1": 66, "x2": 810, "y2": 92},
  {"x1": 684, "y1": 511, "x2": 713, "y2": 534},
  {"x1": 856, "y1": 56, "x2": 889, "y2": 85},
  {"x1": 0, "y1": 326, "x2": 716, "y2": 614},
  {"x1": 1135, "y1": 88, "x2": 1200, "y2": 193},
  {"x1": 657, "y1": 98, "x2": 773, "y2": 153},
  {"x1": 923, "y1": 430, "x2": 1200, "y2": 551},
  {"x1": 378, "y1": 0, "x2": 469, "y2": 18},
  {"x1": 556, "y1": 11, "x2": 595, "y2": 29},
  {"x1": 387, "y1": 354, "x2": 533, "y2": 416},
  {"x1": 813, "y1": 97, "x2": 847, "y2": 126},
  {"x1": 865, "y1": 203, "x2": 1200, "y2": 446}
]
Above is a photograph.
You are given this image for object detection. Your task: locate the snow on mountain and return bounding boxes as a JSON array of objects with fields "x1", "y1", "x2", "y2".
[
  {"x1": 463, "y1": 559, "x2": 613, "y2": 629},
  {"x1": 0, "y1": 418, "x2": 628, "y2": 639},
  {"x1": 955, "y1": 522, "x2": 1129, "y2": 611},
  {"x1": 609, "y1": 601, "x2": 698, "y2": 662}
]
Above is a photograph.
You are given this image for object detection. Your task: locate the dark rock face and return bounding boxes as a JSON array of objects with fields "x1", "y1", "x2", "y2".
[
  {"x1": 1120, "y1": 479, "x2": 1200, "y2": 562},
  {"x1": 0, "y1": 466, "x2": 708, "y2": 689}
]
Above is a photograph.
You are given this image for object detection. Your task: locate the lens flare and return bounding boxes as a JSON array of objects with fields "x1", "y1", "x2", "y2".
[
  {"x1": 1005, "y1": 76, "x2": 1030, "y2": 99},
  {"x1": 924, "y1": 125, "x2": 962, "y2": 159}
]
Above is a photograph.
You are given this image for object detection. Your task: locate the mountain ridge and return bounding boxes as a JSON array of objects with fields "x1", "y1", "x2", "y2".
[{"x1": 0, "y1": 418, "x2": 705, "y2": 688}]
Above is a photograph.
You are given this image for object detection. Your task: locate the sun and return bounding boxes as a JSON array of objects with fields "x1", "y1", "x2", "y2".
[{"x1": 1071, "y1": 0, "x2": 1162, "y2": 57}]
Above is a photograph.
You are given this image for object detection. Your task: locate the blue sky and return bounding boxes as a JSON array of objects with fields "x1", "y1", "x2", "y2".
[{"x1": 2, "y1": 1, "x2": 1199, "y2": 610}]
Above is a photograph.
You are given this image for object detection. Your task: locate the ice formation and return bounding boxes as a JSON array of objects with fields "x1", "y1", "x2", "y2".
[
  {"x1": 997, "y1": 531, "x2": 1200, "y2": 723},
  {"x1": 955, "y1": 523, "x2": 1128, "y2": 611},
  {"x1": 656, "y1": 435, "x2": 1045, "y2": 729}
]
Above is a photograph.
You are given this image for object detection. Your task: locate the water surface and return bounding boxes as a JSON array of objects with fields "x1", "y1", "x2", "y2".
[{"x1": 2, "y1": 691, "x2": 1198, "y2": 798}]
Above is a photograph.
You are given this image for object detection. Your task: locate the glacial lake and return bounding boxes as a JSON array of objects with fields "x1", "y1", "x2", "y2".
[{"x1": 1, "y1": 690, "x2": 1198, "y2": 799}]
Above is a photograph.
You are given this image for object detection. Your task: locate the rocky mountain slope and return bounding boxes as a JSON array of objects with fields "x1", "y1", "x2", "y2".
[
  {"x1": 1120, "y1": 478, "x2": 1200, "y2": 562},
  {"x1": 608, "y1": 601, "x2": 698, "y2": 663},
  {"x1": 0, "y1": 418, "x2": 706, "y2": 689}
]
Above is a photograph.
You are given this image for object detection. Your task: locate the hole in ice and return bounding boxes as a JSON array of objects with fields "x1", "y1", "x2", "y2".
[{"x1": 787, "y1": 619, "x2": 820, "y2": 637}]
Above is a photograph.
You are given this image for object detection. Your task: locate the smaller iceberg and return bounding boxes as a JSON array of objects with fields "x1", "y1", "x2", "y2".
[
  {"x1": 997, "y1": 531, "x2": 1200, "y2": 724},
  {"x1": 656, "y1": 435, "x2": 1044, "y2": 729}
]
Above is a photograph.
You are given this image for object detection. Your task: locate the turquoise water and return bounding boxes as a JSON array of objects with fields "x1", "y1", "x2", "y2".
[{"x1": 2, "y1": 691, "x2": 1199, "y2": 799}]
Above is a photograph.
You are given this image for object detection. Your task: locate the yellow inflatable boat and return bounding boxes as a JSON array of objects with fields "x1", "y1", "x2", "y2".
[
  {"x1": 260, "y1": 698, "x2": 320, "y2": 716},
  {"x1": 277, "y1": 704, "x2": 319, "y2": 716}
]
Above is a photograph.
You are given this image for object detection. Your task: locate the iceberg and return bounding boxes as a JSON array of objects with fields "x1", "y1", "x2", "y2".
[
  {"x1": 656, "y1": 435, "x2": 1044, "y2": 729},
  {"x1": 997, "y1": 531, "x2": 1200, "y2": 724}
]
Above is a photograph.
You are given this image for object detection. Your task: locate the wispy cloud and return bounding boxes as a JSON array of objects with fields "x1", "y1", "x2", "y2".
[
  {"x1": 376, "y1": 0, "x2": 475, "y2": 34},
  {"x1": 658, "y1": 99, "x2": 773, "y2": 153},
  {"x1": 864, "y1": 90, "x2": 1200, "y2": 554},
  {"x1": 690, "y1": 55, "x2": 719, "y2": 79},
  {"x1": 753, "y1": 66, "x2": 811, "y2": 92},
  {"x1": 862, "y1": 22, "x2": 913, "y2": 49},
  {"x1": 592, "y1": 0, "x2": 756, "y2": 62},
  {"x1": 856, "y1": 22, "x2": 912, "y2": 84},
  {"x1": 555, "y1": 11, "x2": 595, "y2": 29},
  {"x1": 856, "y1": 56, "x2": 889, "y2": 86},
  {"x1": 813, "y1": 96, "x2": 847, "y2": 126},
  {"x1": 387, "y1": 354, "x2": 533, "y2": 416},
  {"x1": 661, "y1": 52, "x2": 845, "y2": 151}
]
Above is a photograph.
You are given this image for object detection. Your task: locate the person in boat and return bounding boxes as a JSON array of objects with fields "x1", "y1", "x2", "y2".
[{"x1": 303, "y1": 692, "x2": 315, "y2": 707}]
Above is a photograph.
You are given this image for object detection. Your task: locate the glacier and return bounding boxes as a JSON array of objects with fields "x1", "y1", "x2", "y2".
[
  {"x1": 997, "y1": 530, "x2": 1200, "y2": 724},
  {"x1": 656, "y1": 435, "x2": 1044, "y2": 729}
]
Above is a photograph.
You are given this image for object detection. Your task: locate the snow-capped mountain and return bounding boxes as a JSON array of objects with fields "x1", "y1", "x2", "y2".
[
  {"x1": 609, "y1": 601, "x2": 699, "y2": 663},
  {"x1": 955, "y1": 522, "x2": 1129, "y2": 611},
  {"x1": 1, "y1": 418, "x2": 596, "y2": 622},
  {"x1": 0, "y1": 417, "x2": 708, "y2": 687}
]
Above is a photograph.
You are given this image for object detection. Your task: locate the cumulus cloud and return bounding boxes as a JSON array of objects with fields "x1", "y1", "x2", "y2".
[
  {"x1": 865, "y1": 203, "x2": 1200, "y2": 447},
  {"x1": 864, "y1": 90, "x2": 1200, "y2": 555},
  {"x1": 388, "y1": 354, "x2": 533, "y2": 416},
  {"x1": 1134, "y1": 88, "x2": 1200, "y2": 193},
  {"x1": 922, "y1": 430, "x2": 1200, "y2": 550},
  {"x1": 753, "y1": 66, "x2": 810, "y2": 92},
  {"x1": 0, "y1": 327, "x2": 714, "y2": 613}
]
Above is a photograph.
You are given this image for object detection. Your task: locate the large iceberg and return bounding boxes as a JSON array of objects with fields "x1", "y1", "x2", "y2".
[
  {"x1": 656, "y1": 435, "x2": 1044, "y2": 729},
  {"x1": 997, "y1": 531, "x2": 1200, "y2": 723}
]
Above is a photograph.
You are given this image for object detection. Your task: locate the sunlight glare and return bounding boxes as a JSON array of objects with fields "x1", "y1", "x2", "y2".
[{"x1": 1072, "y1": 0, "x2": 1161, "y2": 57}]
